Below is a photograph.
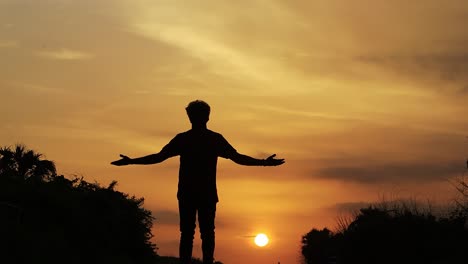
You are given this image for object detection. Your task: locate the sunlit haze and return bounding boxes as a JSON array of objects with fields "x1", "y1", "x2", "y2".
[{"x1": 1, "y1": 0, "x2": 467, "y2": 263}]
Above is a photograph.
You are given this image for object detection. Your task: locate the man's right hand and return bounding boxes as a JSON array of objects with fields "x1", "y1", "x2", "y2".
[{"x1": 111, "y1": 154, "x2": 132, "y2": 166}]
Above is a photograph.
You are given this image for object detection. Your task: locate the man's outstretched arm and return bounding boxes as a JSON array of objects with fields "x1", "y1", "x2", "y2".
[
  {"x1": 230, "y1": 153, "x2": 285, "y2": 166},
  {"x1": 111, "y1": 151, "x2": 171, "y2": 166}
]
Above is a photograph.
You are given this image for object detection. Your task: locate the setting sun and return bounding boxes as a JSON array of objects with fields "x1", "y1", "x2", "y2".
[{"x1": 254, "y1": 233, "x2": 269, "y2": 247}]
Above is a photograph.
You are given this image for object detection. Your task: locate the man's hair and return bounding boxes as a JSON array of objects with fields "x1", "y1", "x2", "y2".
[{"x1": 186, "y1": 100, "x2": 211, "y2": 124}]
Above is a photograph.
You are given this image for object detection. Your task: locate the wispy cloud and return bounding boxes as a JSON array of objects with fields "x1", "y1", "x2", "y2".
[
  {"x1": 134, "y1": 90, "x2": 152, "y2": 95},
  {"x1": 356, "y1": 53, "x2": 468, "y2": 93},
  {"x1": 326, "y1": 202, "x2": 371, "y2": 213},
  {"x1": 36, "y1": 48, "x2": 93, "y2": 60},
  {"x1": 317, "y1": 160, "x2": 462, "y2": 184},
  {"x1": 0, "y1": 40, "x2": 18, "y2": 48},
  {"x1": 7, "y1": 81, "x2": 67, "y2": 95},
  {"x1": 153, "y1": 210, "x2": 179, "y2": 225},
  {"x1": 124, "y1": 1, "x2": 318, "y2": 95},
  {"x1": 131, "y1": 22, "x2": 271, "y2": 83}
]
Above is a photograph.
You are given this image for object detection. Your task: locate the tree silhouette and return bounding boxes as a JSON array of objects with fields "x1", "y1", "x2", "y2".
[{"x1": 0, "y1": 144, "x2": 56, "y2": 181}]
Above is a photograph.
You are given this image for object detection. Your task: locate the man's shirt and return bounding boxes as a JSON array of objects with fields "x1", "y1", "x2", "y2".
[{"x1": 161, "y1": 129, "x2": 237, "y2": 203}]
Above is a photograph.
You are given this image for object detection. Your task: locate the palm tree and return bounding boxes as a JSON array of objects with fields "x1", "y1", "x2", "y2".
[{"x1": 0, "y1": 144, "x2": 56, "y2": 181}]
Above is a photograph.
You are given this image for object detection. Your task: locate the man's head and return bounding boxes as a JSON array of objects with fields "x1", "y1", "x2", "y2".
[{"x1": 186, "y1": 100, "x2": 210, "y2": 125}]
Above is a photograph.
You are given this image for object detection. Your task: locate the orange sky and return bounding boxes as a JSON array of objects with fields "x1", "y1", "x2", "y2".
[{"x1": 1, "y1": 1, "x2": 468, "y2": 263}]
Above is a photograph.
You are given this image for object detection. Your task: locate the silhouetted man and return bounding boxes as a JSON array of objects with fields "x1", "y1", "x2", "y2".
[{"x1": 111, "y1": 100, "x2": 285, "y2": 264}]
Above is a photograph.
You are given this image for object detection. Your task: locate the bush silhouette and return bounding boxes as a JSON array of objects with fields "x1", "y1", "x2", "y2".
[
  {"x1": 302, "y1": 201, "x2": 468, "y2": 264},
  {"x1": 301, "y1": 228, "x2": 337, "y2": 264},
  {"x1": 0, "y1": 145, "x2": 156, "y2": 264}
]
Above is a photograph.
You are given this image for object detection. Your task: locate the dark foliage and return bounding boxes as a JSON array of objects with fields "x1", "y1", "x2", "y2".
[
  {"x1": 302, "y1": 203, "x2": 468, "y2": 264},
  {"x1": 301, "y1": 228, "x2": 337, "y2": 264},
  {"x1": 451, "y1": 175, "x2": 468, "y2": 219},
  {"x1": 0, "y1": 145, "x2": 157, "y2": 264}
]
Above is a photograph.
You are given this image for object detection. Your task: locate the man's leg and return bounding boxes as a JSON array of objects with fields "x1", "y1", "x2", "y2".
[
  {"x1": 179, "y1": 200, "x2": 197, "y2": 264},
  {"x1": 198, "y1": 202, "x2": 217, "y2": 264}
]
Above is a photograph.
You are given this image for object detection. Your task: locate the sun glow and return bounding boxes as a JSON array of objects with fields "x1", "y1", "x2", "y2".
[{"x1": 254, "y1": 233, "x2": 269, "y2": 247}]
